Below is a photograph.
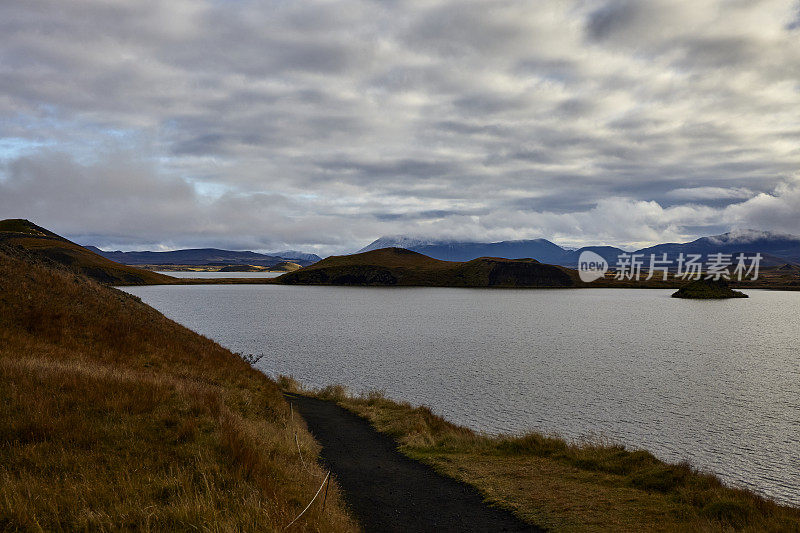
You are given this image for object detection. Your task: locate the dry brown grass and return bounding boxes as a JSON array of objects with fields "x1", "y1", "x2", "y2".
[
  {"x1": 0, "y1": 218, "x2": 173, "y2": 285},
  {"x1": 0, "y1": 246, "x2": 359, "y2": 531},
  {"x1": 293, "y1": 385, "x2": 800, "y2": 532}
]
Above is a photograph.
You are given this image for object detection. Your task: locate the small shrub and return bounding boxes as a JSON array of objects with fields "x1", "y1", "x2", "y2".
[
  {"x1": 598, "y1": 449, "x2": 657, "y2": 475},
  {"x1": 239, "y1": 353, "x2": 264, "y2": 366},
  {"x1": 276, "y1": 375, "x2": 301, "y2": 392},
  {"x1": 361, "y1": 388, "x2": 387, "y2": 403},
  {"x1": 498, "y1": 432, "x2": 569, "y2": 457},
  {"x1": 573, "y1": 458, "x2": 600, "y2": 471},
  {"x1": 317, "y1": 384, "x2": 348, "y2": 402}
]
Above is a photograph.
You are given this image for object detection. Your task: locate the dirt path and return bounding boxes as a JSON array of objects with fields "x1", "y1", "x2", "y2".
[{"x1": 287, "y1": 394, "x2": 539, "y2": 532}]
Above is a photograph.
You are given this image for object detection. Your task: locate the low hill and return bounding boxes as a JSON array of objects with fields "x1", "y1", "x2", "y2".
[
  {"x1": 278, "y1": 247, "x2": 576, "y2": 287},
  {"x1": 672, "y1": 279, "x2": 748, "y2": 299},
  {"x1": 217, "y1": 264, "x2": 267, "y2": 272},
  {"x1": 0, "y1": 243, "x2": 356, "y2": 530},
  {"x1": 86, "y1": 246, "x2": 320, "y2": 267},
  {"x1": 273, "y1": 260, "x2": 302, "y2": 272},
  {"x1": 0, "y1": 219, "x2": 172, "y2": 285},
  {"x1": 216, "y1": 261, "x2": 301, "y2": 272}
]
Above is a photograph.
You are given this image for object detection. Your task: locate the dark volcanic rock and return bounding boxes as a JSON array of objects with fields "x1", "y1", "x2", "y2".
[
  {"x1": 671, "y1": 279, "x2": 748, "y2": 299},
  {"x1": 280, "y1": 265, "x2": 398, "y2": 285},
  {"x1": 485, "y1": 259, "x2": 573, "y2": 287}
]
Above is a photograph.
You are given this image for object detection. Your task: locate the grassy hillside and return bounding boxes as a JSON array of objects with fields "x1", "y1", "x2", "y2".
[
  {"x1": 294, "y1": 384, "x2": 800, "y2": 532},
  {"x1": 0, "y1": 219, "x2": 173, "y2": 285},
  {"x1": 0, "y1": 244, "x2": 357, "y2": 531},
  {"x1": 273, "y1": 261, "x2": 303, "y2": 272},
  {"x1": 278, "y1": 247, "x2": 577, "y2": 287}
]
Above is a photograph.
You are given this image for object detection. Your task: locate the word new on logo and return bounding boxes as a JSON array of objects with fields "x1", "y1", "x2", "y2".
[{"x1": 578, "y1": 251, "x2": 609, "y2": 282}]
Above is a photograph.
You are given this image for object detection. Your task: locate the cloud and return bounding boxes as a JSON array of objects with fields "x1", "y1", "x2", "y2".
[
  {"x1": 665, "y1": 187, "x2": 754, "y2": 201},
  {"x1": 1, "y1": 0, "x2": 799, "y2": 253},
  {"x1": 0, "y1": 150, "x2": 202, "y2": 238},
  {"x1": 723, "y1": 181, "x2": 800, "y2": 235}
]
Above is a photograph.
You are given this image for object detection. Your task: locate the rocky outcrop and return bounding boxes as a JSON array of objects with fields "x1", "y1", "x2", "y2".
[{"x1": 671, "y1": 279, "x2": 748, "y2": 299}]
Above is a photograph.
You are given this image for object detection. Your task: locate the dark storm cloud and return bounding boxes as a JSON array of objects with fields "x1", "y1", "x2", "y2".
[
  {"x1": 1, "y1": 0, "x2": 799, "y2": 253},
  {"x1": 585, "y1": 0, "x2": 640, "y2": 42}
]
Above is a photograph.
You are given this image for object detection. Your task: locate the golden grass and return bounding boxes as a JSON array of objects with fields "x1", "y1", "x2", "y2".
[
  {"x1": 0, "y1": 218, "x2": 173, "y2": 285},
  {"x1": 0, "y1": 246, "x2": 358, "y2": 531},
  {"x1": 293, "y1": 384, "x2": 800, "y2": 532}
]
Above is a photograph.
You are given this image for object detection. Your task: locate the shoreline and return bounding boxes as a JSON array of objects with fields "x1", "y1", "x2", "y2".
[
  {"x1": 121, "y1": 275, "x2": 800, "y2": 291},
  {"x1": 279, "y1": 380, "x2": 800, "y2": 531}
]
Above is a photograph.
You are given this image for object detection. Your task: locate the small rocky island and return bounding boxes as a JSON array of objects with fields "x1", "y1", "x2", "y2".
[{"x1": 671, "y1": 278, "x2": 748, "y2": 299}]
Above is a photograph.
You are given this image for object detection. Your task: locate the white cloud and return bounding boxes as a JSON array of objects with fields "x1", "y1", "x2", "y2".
[
  {"x1": 723, "y1": 180, "x2": 800, "y2": 235},
  {"x1": 666, "y1": 187, "x2": 754, "y2": 201},
  {"x1": 1, "y1": 0, "x2": 799, "y2": 253}
]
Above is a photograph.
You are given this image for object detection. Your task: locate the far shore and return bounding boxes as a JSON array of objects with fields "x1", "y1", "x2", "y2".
[
  {"x1": 139, "y1": 265, "x2": 298, "y2": 273},
  {"x1": 125, "y1": 273, "x2": 800, "y2": 291}
]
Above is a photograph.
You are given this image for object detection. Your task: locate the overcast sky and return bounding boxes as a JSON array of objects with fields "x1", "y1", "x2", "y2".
[{"x1": 1, "y1": 0, "x2": 799, "y2": 254}]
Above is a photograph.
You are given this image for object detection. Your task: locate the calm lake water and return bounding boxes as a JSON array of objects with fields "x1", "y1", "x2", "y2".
[
  {"x1": 155, "y1": 270, "x2": 284, "y2": 279},
  {"x1": 122, "y1": 285, "x2": 800, "y2": 506}
]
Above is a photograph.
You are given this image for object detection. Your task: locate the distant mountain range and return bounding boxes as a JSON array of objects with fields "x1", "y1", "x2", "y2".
[
  {"x1": 359, "y1": 237, "x2": 567, "y2": 264},
  {"x1": 269, "y1": 250, "x2": 322, "y2": 263},
  {"x1": 359, "y1": 230, "x2": 800, "y2": 267},
  {"x1": 84, "y1": 247, "x2": 321, "y2": 267}
]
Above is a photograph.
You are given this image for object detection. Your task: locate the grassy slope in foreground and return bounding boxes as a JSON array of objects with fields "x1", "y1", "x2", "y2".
[
  {"x1": 289, "y1": 383, "x2": 800, "y2": 532},
  {"x1": 0, "y1": 218, "x2": 173, "y2": 285},
  {"x1": 0, "y1": 245, "x2": 357, "y2": 531},
  {"x1": 278, "y1": 247, "x2": 577, "y2": 287}
]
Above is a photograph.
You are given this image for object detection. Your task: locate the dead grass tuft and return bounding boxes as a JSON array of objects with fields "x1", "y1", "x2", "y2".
[
  {"x1": 316, "y1": 384, "x2": 349, "y2": 402},
  {"x1": 277, "y1": 374, "x2": 303, "y2": 393}
]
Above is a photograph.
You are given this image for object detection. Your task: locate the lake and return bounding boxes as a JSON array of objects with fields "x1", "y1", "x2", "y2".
[
  {"x1": 155, "y1": 270, "x2": 284, "y2": 279},
  {"x1": 121, "y1": 284, "x2": 800, "y2": 506}
]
